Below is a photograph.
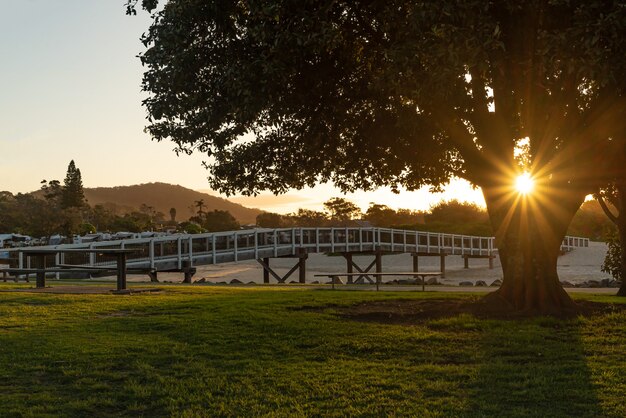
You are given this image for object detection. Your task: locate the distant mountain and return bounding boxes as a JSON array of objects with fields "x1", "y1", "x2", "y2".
[{"x1": 84, "y1": 183, "x2": 262, "y2": 224}]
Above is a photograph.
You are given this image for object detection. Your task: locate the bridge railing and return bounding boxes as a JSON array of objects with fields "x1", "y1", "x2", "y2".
[{"x1": 4, "y1": 228, "x2": 589, "y2": 270}]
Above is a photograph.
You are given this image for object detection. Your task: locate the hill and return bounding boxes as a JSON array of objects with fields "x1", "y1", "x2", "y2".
[{"x1": 84, "y1": 183, "x2": 262, "y2": 224}]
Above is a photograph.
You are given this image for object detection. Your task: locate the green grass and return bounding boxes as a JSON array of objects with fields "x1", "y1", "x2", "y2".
[{"x1": 0, "y1": 286, "x2": 624, "y2": 417}]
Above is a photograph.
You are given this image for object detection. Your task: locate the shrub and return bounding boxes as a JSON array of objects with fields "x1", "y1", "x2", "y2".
[{"x1": 601, "y1": 228, "x2": 622, "y2": 281}]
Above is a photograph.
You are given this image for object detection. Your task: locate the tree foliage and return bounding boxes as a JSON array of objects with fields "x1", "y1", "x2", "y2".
[
  {"x1": 427, "y1": 200, "x2": 488, "y2": 225},
  {"x1": 256, "y1": 212, "x2": 289, "y2": 228},
  {"x1": 601, "y1": 228, "x2": 622, "y2": 282},
  {"x1": 62, "y1": 160, "x2": 85, "y2": 209},
  {"x1": 323, "y1": 198, "x2": 362, "y2": 225},
  {"x1": 289, "y1": 209, "x2": 328, "y2": 227},
  {"x1": 202, "y1": 210, "x2": 240, "y2": 232},
  {"x1": 364, "y1": 204, "x2": 424, "y2": 227}
]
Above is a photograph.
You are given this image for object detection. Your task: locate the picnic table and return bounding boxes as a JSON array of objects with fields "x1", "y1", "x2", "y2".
[
  {"x1": 314, "y1": 271, "x2": 442, "y2": 291},
  {"x1": 2, "y1": 248, "x2": 136, "y2": 291}
]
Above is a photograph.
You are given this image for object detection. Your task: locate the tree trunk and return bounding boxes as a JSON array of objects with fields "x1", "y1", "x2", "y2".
[{"x1": 481, "y1": 185, "x2": 584, "y2": 315}]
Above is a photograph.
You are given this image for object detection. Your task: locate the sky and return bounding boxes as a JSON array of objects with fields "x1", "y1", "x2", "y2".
[{"x1": 0, "y1": 1, "x2": 485, "y2": 214}]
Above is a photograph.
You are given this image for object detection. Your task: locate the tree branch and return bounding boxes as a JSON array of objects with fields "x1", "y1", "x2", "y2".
[{"x1": 597, "y1": 195, "x2": 619, "y2": 225}]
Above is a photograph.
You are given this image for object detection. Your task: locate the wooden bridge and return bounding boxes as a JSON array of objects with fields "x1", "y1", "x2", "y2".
[{"x1": 2, "y1": 228, "x2": 589, "y2": 286}]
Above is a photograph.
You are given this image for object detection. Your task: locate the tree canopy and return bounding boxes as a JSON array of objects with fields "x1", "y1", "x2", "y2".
[
  {"x1": 323, "y1": 198, "x2": 362, "y2": 224},
  {"x1": 132, "y1": 1, "x2": 623, "y2": 194}
]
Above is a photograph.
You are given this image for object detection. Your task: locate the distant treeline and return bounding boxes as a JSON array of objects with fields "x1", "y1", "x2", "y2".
[
  {"x1": 258, "y1": 198, "x2": 614, "y2": 241},
  {"x1": 257, "y1": 198, "x2": 493, "y2": 236},
  {"x1": 0, "y1": 162, "x2": 613, "y2": 240}
]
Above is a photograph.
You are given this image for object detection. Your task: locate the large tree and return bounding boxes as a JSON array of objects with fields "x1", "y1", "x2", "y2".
[
  {"x1": 323, "y1": 197, "x2": 362, "y2": 226},
  {"x1": 62, "y1": 160, "x2": 85, "y2": 209},
  {"x1": 129, "y1": 1, "x2": 625, "y2": 314}
]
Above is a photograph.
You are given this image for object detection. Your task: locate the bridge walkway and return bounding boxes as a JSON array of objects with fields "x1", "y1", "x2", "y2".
[{"x1": 3, "y1": 228, "x2": 589, "y2": 283}]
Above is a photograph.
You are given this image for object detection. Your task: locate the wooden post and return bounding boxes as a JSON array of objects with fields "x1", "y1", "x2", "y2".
[
  {"x1": 263, "y1": 258, "x2": 270, "y2": 283},
  {"x1": 116, "y1": 252, "x2": 127, "y2": 291},
  {"x1": 298, "y1": 248, "x2": 307, "y2": 284},
  {"x1": 182, "y1": 260, "x2": 193, "y2": 283},
  {"x1": 440, "y1": 254, "x2": 446, "y2": 278},
  {"x1": 489, "y1": 256, "x2": 494, "y2": 269},
  {"x1": 375, "y1": 248, "x2": 382, "y2": 291},
  {"x1": 36, "y1": 254, "x2": 46, "y2": 289},
  {"x1": 345, "y1": 253, "x2": 353, "y2": 284},
  {"x1": 464, "y1": 255, "x2": 469, "y2": 269},
  {"x1": 412, "y1": 253, "x2": 419, "y2": 280}
]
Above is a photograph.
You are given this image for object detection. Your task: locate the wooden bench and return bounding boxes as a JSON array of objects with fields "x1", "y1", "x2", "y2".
[
  {"x1": 8, "y1": 248, "x2": 136, "y2": 291},
  {"x1": 1, "y1": 267, "x2": 156, "y2": 285},
  {"x1": 314, "y1": 272, "x2": 442, "y2": 291}
]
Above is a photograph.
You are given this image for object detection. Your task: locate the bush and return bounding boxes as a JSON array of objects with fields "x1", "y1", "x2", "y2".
[
  {"x1": 601, "y1": 228, "x2": 622, "y2": 281},
  {"x1": 78, "y1": 222, "x2": 96, "y2": 235},
  {"x1": 178, "y1": 221, "x2": 204, "y2": 234}
]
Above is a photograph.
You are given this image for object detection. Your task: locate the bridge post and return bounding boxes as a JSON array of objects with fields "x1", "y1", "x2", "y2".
[
  {"x1": 440, "y1": 254, "x2": 446, "y2": 278},
  {"x1": 35, "y1": 254, "x2": 46, "y2": 289},
  {"x1": 375, "y1": 247, "x2": 382, "y2": 289},
  {"x1": 89, "y1": 243, "x2": 95, "y2": 266},
  {"x1": 298, "y1": 248, "x2": 307, "y2": 284},
  {"x1": 177, "y1": 238, "x2": 182, "y2": 270},
  {"x1": 55, "y1": 253, "x2": 60, "y2": 280},
  {"x1": 115, "y1": 252, "x2": 127, "y2": 291},
  {"x1": 149, "y1": 240, "x2": 155, "y2": 269},
  {"x1": 263, "y1": 258, "x2": 270, "y2": 283},
  {"x1": 182, "y1": 260, "x2": 195, "y2": 283},
  {"x1": 344, "y1": 253, "x2": 353, "y2": 284}
]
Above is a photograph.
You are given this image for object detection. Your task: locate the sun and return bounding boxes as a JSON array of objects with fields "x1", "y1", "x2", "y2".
[{"x1": 515, "y1": 172, "x2": 534, "y2": 194}]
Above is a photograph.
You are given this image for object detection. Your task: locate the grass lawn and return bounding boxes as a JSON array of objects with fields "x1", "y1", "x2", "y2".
[{"x1": 0, "y1": 285, "x2": 625, "y2": 417}]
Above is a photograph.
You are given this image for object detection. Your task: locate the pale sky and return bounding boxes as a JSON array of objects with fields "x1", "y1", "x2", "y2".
[{"x1": 0, "y1": 1, "x2": 485, "y2": 214}]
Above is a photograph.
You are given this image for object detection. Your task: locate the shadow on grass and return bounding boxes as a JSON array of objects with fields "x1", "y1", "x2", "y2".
[
  {"x1": 326, "y1": 296, "x2": 611, "y2": 416},
  {"x1": 462, "y1": 317, "x2": 603, "y2": 417}
]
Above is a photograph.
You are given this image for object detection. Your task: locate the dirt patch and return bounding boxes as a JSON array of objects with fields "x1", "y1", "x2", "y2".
[{"x1": 304, "y1": 298, "x2": 626, "y2": 324}]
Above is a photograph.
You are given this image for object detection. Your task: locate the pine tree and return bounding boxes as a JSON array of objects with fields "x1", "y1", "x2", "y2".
[{"x1": 62, "y1": 160, "x2": 85, "y2": 209}]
